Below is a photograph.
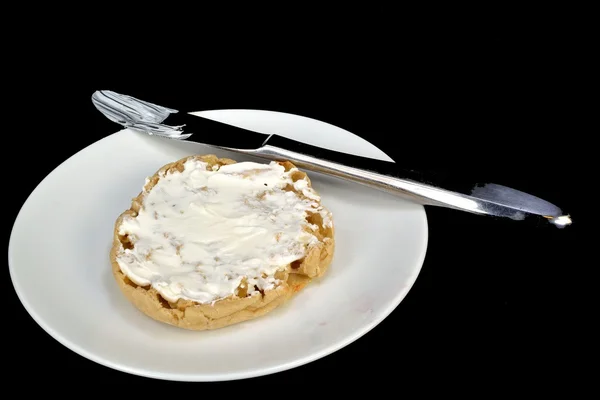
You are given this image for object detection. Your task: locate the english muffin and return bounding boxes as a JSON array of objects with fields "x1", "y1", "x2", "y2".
[{"x1": 110, "y1": 154, "x2": 334, "y2": 330}]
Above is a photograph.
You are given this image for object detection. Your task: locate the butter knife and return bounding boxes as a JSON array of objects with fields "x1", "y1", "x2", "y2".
[{"x1": 91, "y1": 90, "x2": 572, "y2": 228}]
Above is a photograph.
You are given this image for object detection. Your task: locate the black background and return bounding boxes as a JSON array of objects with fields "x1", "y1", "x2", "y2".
[{"x1": 6, "y1": 28, "x2": 587, "y2": 389}]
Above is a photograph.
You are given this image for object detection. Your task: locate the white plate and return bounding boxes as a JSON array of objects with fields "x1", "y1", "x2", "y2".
[{"x1": 9, "y1": 110, "x2": 428, "y2": 381}]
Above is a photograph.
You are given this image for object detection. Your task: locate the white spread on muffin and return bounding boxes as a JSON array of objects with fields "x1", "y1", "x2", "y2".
[{"x1": 116, "y1": 159, "x2": 333, "y2": 304}]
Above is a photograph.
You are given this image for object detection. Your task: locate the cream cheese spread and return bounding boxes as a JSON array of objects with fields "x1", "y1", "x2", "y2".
[{"x1": 116, "y1": 158, "x2": 332, "y2": 304}]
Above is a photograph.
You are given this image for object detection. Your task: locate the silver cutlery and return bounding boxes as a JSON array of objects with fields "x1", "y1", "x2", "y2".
[{"x1": 92, "y1": 90, "x2": 572, "y2": 228}]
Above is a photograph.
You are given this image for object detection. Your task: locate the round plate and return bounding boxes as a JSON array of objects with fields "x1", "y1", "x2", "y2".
[{"x1": 9, "y1": 110, "x2": 428, "y2": 381}]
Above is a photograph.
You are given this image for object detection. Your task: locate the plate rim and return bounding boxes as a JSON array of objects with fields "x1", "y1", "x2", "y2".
[{"x1": 8, "y1": 109, "x2": 428, "y2": 381}]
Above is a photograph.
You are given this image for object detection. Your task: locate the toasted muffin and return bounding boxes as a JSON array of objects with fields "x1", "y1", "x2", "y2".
[{"x1": 110, "y1": 154, "x2": 334, "y2": 330}]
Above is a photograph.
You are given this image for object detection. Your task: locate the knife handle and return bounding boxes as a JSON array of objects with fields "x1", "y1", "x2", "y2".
[
  {"x1": 253, "y1": 135, "x2": 568, "y2": 225},
  {"x1": 267, "y1": 135, "x2": 466, "y2": 190}
]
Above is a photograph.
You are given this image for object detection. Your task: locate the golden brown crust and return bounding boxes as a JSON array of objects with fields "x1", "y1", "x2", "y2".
[{"x1": 110, "y1": 154, "x2": 334, "y2": 330}]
